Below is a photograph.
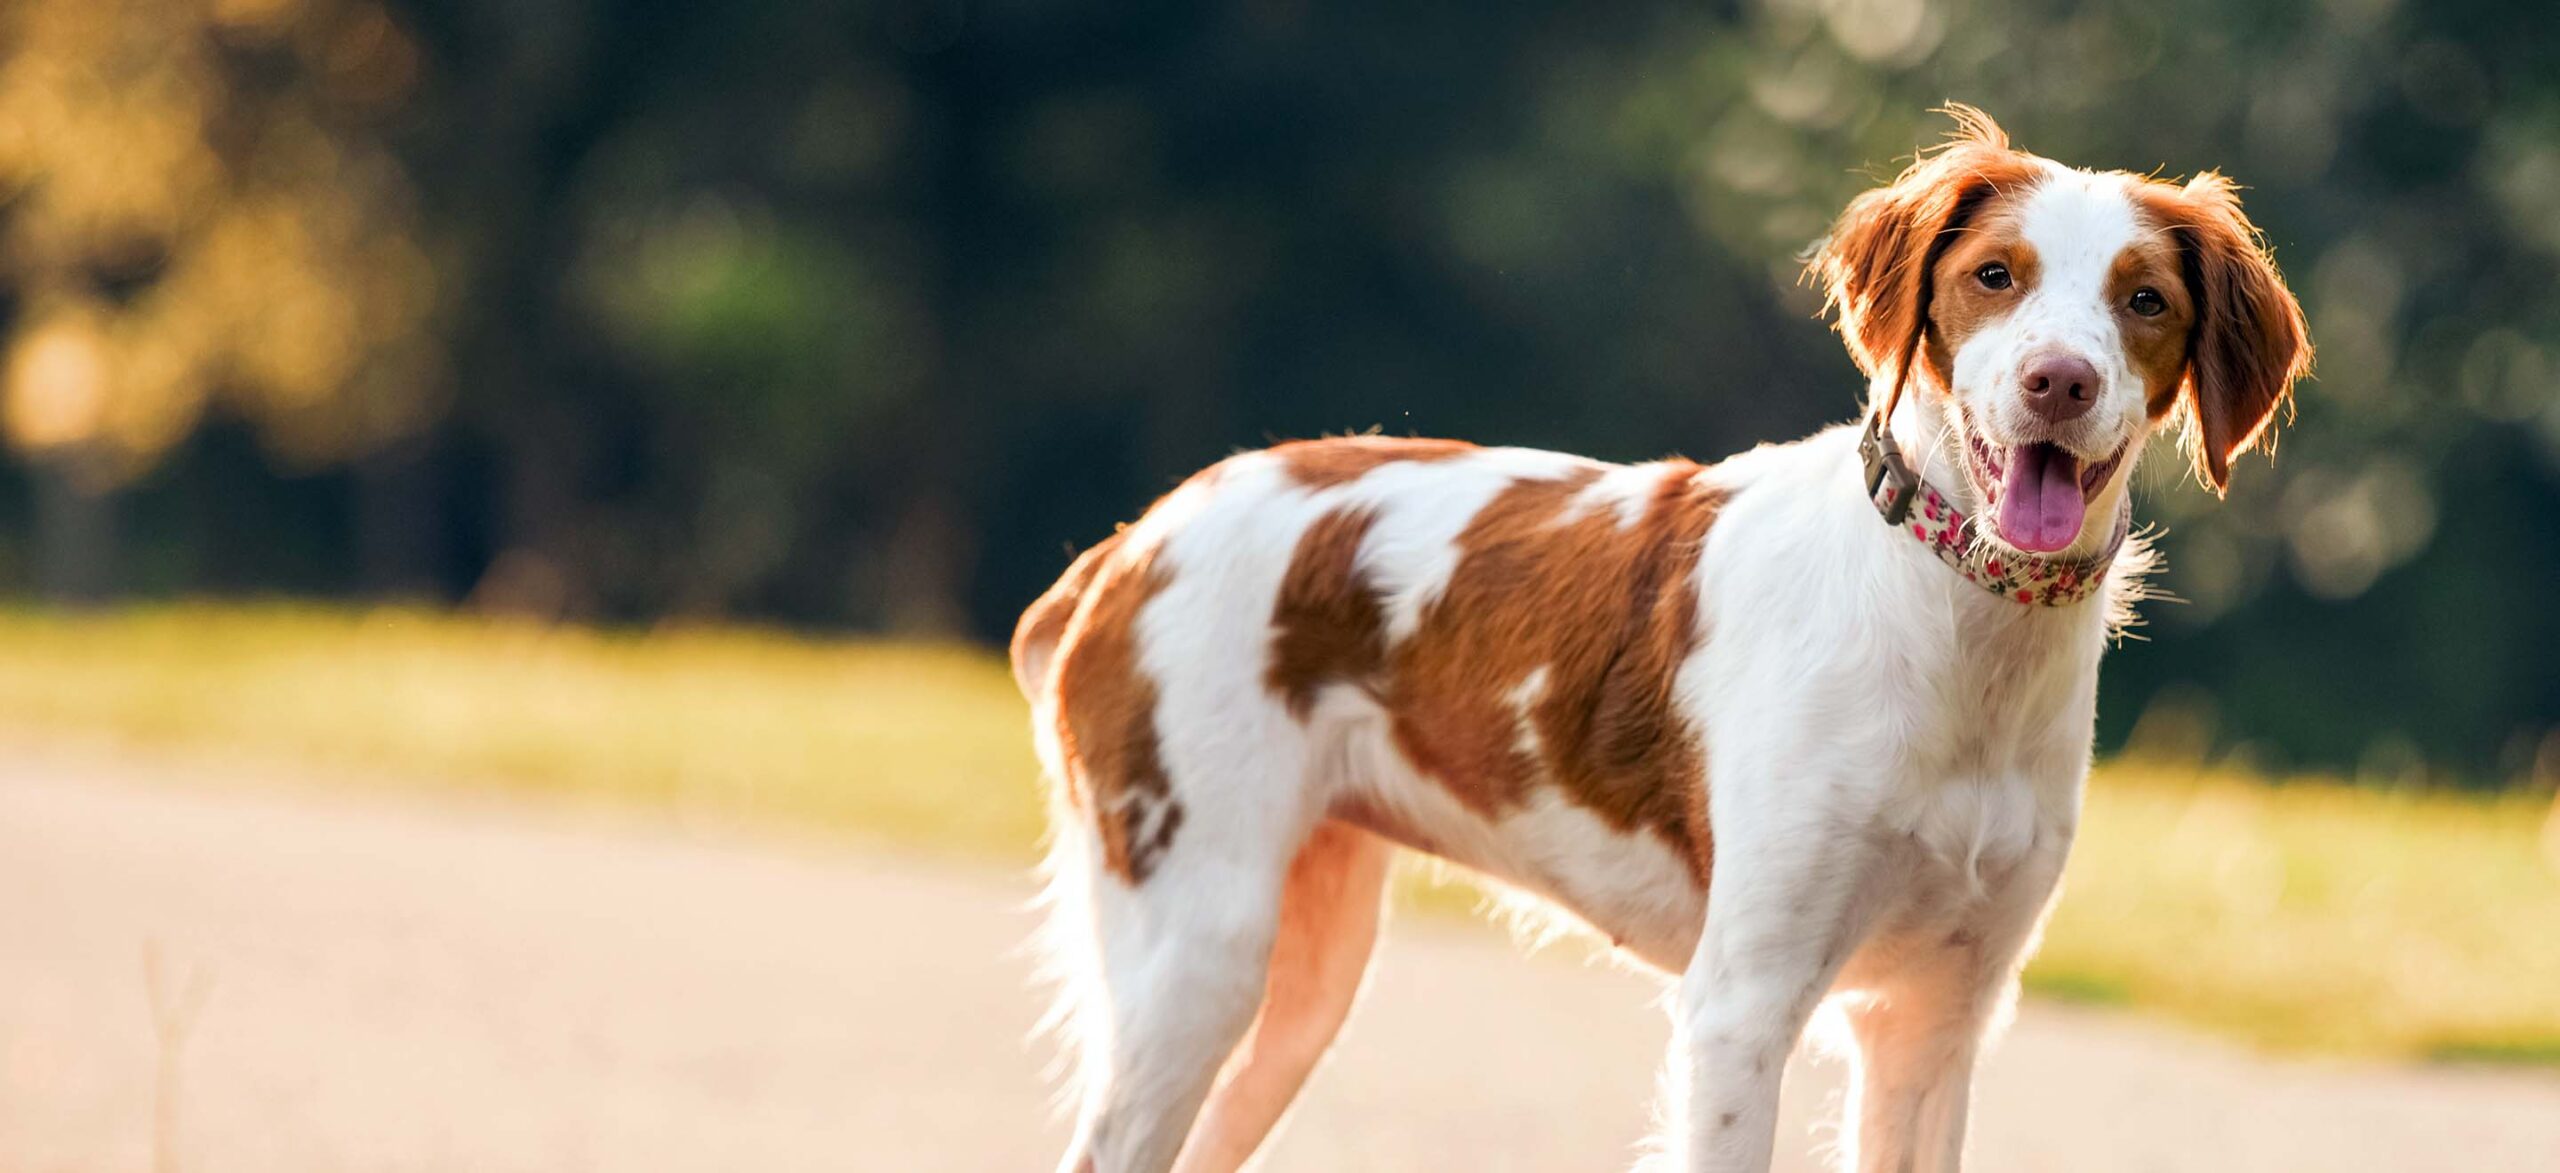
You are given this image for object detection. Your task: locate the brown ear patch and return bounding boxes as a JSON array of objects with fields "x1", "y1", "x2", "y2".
[
  {"x1": 1269, "y1": 463, "x2": 1725, "y2": 881},
  {"x1": 2129, "y1": 174, "x2": 2313, "y2": 490},
  {"x1": 1811, "y1": 106, "x2": 2048, "y2": 412},
  {"x1": 1048, "y1": 536, "x2": 1184, "y2": 884},
  {"x1": 1274, "y1": 436, "x2": 1477, "y2": 489}
]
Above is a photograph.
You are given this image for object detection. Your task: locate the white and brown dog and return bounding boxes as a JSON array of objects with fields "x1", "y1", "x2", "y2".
[{"x1": 1011, "y1": 107, "x2": 2311, "y2": 1173}]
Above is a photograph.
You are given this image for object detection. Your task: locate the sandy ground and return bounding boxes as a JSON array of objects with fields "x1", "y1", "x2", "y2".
[{"x1": 2, "y1": 748, "x2": 2556, "y2": 1172}]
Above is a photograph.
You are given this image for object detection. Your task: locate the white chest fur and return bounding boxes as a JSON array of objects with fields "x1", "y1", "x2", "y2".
[{"x1": 1690, "y1": 425, "x2": 2114, "y2": 930}]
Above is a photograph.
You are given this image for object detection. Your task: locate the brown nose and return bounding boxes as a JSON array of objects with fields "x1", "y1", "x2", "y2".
[{"x1": 2020, "y1": 353, "x2": 2100, "y2": 422}]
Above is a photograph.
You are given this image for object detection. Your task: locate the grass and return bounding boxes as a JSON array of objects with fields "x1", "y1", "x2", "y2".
[
  {"x1": 0, "y1": 603, "x2": 1045, "y2": 851},
  {"x1": 2032, "y1": 768, "x2": 2560, "y2": 1059},
  {"x1": 3, "y1": 601, "x2": 2555, "y2": 1065}
]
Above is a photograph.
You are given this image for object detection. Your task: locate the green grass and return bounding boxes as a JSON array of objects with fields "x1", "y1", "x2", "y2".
[
  {"x1": 3, "y1": 602, "x2": 2555, "y2": 1065},
  {"x1": 0, "y1": 603, "x2": 1045, "y2": 851},
  {"x1": 2032, "y1": 766, "x2": 2560, "y2": 1059}
]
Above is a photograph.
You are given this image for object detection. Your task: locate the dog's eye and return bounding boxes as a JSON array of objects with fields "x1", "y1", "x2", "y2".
[
  {"x1": 1976, "y1": 262, "x2": 2012, "y2": 291},
  {"x1": 2129, "y1": 287, "x2": 2166, "y2": 317}
]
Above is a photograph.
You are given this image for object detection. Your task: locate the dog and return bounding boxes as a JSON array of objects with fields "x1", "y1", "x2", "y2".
[{"x1": 1010, "y1": 106, "x2": 2310, "y2": 1173}]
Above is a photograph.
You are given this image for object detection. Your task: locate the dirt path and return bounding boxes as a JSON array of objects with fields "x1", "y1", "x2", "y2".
[{"x1": 2, "y1": 748, "x2": 2555, "y2": 1171}]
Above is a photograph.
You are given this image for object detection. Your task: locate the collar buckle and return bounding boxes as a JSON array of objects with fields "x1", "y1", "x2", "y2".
[{"x1": 1860, "y1": 413, "x2": 1917, "y2": 526}]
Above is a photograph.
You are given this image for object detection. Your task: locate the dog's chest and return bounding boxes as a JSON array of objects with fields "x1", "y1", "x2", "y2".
[
  {"x1": 1859, "y1": 608, "x2": 2099, "y2": 897},
  {"x1": 1694, "y1": 467, "x2": 2106, "y2": 908}
]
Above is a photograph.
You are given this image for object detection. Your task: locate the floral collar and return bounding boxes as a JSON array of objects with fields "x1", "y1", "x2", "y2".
[{"x1": 1859, "y1": 414, "x2": 2127, "y2": 608}]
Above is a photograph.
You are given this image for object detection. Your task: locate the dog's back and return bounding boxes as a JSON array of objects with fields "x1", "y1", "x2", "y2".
[
  {"x1": 1012, "y1": 434, "x2": 1739, "y2": 1170},
  {"x1": 1013, "y1": 434, "x2": 1731, "y2": 892}
]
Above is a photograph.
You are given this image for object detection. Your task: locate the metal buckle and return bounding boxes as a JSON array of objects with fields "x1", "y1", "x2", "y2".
[{"x1": 1860, "y1": 413, "x2": 1917, "y2": 526}]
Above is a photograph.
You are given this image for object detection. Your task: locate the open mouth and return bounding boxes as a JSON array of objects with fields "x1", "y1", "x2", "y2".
[{"x1": 1960, "y1": 418, "x2": 2127, "y2": 555}]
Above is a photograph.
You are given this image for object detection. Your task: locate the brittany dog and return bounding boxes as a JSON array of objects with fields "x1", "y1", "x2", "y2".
[{"x1": 1010, "y1": 107, "x2": 2311, "y2": 1173}]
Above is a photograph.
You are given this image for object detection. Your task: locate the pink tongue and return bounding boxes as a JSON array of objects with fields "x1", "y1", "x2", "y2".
[{"x1": 1996, "y1": 443, "x2": 2086, "y2": 553}]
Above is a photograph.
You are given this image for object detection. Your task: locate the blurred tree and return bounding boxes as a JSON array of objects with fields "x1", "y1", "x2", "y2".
[
  {"x1": 1592, "y1": 0, "x2": 2560, "y2": 779},
  {"x1": 0, "y1": 0, "x2": 437, "y2": 599},
  {"x1": 1, "y1": 0, "x2": 2551, "y2": 779}
]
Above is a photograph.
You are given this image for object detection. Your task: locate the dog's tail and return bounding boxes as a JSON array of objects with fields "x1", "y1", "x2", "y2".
[
  {"x1": 1009, "y1": 528, "x2": 1129, "y2": 702},
  {"x1": 1012, "y1": 530, "x2": 1124, "y2": 1125}
]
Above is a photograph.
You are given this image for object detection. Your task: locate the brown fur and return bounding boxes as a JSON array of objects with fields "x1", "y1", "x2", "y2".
[
  {"x1": 1267, "y1": 507, "x2": 1387, "y2": 720},
  {"x1": 1035, "y1": 531, "x2": 1185, "y2": 884},
  {"x1": 1014, "y1": 434, "x2": 1471, "y2": 888},
  {"x1": 2130, "y1": 176, "x2": 2314, "y2": 490},
  {"x1": 1812, "y1": 105, "x2": 2051, "y2": 416},
  {"x1": 1012, "y1": 528, "x2": 1130, "y2": 698},
  {"x1": 1267, "y1": 463, "x2": 1725, "y2": 879},
  {"x1": 1273, "y1": 435, "x2": 1475, "y2": 489},
  {"x1": 2103, "y1": 233, "x2": 2198, "y2": 419},
  {"x1": 1920, "y1": 199, "x2": 2039, "y2": 391}
]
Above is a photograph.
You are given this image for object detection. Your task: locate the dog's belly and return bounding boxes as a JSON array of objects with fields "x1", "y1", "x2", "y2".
[{"x1": 1319, "y1": 698, "x2": 1708, "y2": 973}]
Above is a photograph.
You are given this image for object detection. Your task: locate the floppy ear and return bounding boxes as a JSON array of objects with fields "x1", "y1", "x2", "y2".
[
  {"x1": 2165, "y1": 172, "x2": 2312, "y2": 492},
  {"x1": 1811, "y1": 105, "x2": 2035, "y2": 411}
]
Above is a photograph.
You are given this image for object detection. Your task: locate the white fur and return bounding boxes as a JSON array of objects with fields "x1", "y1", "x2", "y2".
[
  {"x1": 1570, "y1": 459, "x2": 1680, "y2": 528},
  {"x1": 1029, "y1": 172, "x2": 2175, "y2": 1173}
]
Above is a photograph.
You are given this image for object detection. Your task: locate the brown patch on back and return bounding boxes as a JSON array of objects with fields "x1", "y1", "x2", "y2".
[
  {"x1": 1270, "y1": 463, "x2": 1727, "y2": 880},
  {"x1": 1382, "y1": 467, "x2": 1608, "y2": 815},
  {"x1": 1273, "y1": 436, "x2": 1475, "y2": 490},
  {"x1": 1268, "y1": 507, "x2": 1388, "y2": 719},
  {"x1": 1043, "y1": 534, "x2": 1185, "y2": 884}
]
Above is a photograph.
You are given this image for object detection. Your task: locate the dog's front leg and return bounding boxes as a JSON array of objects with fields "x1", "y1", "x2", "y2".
[
  {"x1": 1839, "y1": 836, "x2": 2070, "y2": 1173},
  {"x1": 1656, "y1": 817, "x2": 1884, "y2": 1173}
]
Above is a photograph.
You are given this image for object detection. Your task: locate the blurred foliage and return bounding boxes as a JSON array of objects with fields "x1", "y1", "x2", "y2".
[
  {"x1": 5, "y1": 602, "x2": 2551, "y2": 1061},
  {"x1": 0, "y1": 0, "x2": 2553, "y2": 777},
  {"x1": 0, "y1": 0, "x2": 436, "y2": 481}
]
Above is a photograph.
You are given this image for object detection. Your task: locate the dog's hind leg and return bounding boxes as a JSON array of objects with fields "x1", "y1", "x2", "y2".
[
  {"x1": 1169, "y1": 820, "x2": 1393, "y2": 1173},
  {"x1": 1022, "y1": 460, "x2": 1357, "y2": 1172},
  {"x1": 1042, "y1": 780, "x2": 1313, "y2": 1173}
]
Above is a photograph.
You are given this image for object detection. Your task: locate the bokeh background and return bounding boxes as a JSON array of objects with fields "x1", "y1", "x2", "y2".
[
  {"x1": 3, "y1": 0, "x2": 2554, "y2": 781},
  {"x1": 3, "y1": 5, "x2": 2560, "y2": 1166}
]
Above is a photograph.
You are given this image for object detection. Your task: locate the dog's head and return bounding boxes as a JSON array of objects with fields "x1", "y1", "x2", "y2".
[{"x1": 1813, "y1": 106, "x2": 2312, "y2": 555}]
